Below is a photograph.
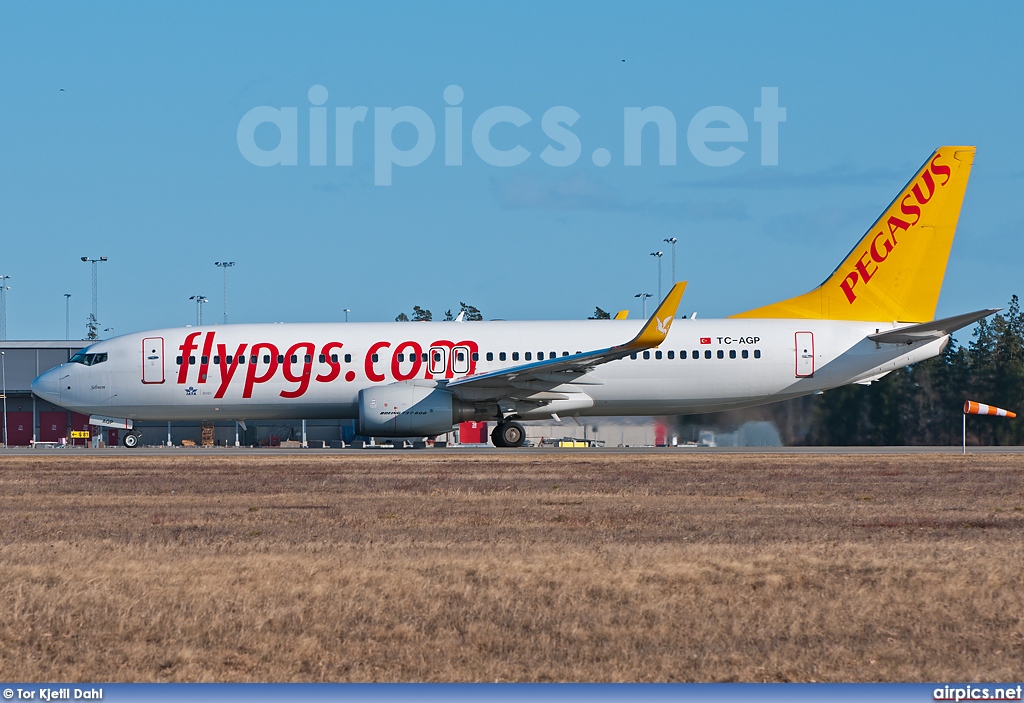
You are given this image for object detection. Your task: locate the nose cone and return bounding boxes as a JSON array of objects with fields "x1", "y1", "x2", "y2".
[{"x1": 31, "y1": 367, "x2": 61, "y2": 405}]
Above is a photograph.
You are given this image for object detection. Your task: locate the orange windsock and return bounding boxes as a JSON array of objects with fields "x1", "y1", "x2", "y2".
[{"x1": 964, "y1": 401, "x2": 1017, "y2": 418}]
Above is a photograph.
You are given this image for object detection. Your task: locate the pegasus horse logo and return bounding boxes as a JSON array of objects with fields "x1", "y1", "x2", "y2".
[{"x1": 656, "y1": 316, "x2": 670, "y2": 335}]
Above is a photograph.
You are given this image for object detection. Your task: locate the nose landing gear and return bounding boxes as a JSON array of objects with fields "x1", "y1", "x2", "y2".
[
  {"x1": 491, "y1": 421, "x2": 526, "y2": 448},
  {"x1": 122, "y1": 432, "x2": 141, "y2": 448}
]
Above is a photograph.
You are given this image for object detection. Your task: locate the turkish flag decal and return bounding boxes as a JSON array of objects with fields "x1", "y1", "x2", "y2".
[{"x1": 699, "y1": 337, "x2": 711, "y2": 345}]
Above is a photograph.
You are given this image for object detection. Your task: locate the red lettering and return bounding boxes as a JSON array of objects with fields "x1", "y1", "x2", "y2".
[
  {"x1": 886, "y1": 217, "x2": 911, "y2": 237},
  {"x1": 214, "y1": 342, "x2": 248, "y2": 399},
  {"x1": 870, "y1": 233, "x2": 894, "y2": 263},
  {"x1": 911, "y1": 169, "x2": 936, "y2": 205},
  {"x1": 197, "y1": 332, "x2": 215, "y2": 383},
  {"x1": 391, "y1": 341, "x2": 423, "y2": 381},
  {"x1": 899, "y1": 194, "x2": 921, "y2": 226},
  {"x1": 316, "y1": 342, "x2": 344, "y2": 382},
  {"x1": 176, "y1": 332, "x2": 202, "y2": 384},
  {"x1": 854, "y1": 250, "x2": 877, "y2": 284},
  {"x1": 840, "y1": 271, "x2": 860, "y2": 303},
  {"x1": 930, "y1": 154, "x2": 951, "y2": 185},
  {"x1": 242, "y1": 342, "x2": 279, "y2": 399},
  {"x1": 365, "y1": 341, "x2": 390, "y2": 382},
  {"x1": 280, "y1": 342, "x2": 315, "y2": 398}
]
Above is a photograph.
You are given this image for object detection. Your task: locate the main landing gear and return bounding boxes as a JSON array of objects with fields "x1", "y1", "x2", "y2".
[
  {"x1": 491, "y1": 421, "x2": 526, "y2": 448},
  {"x1": 122, "y1": 432, "x2": 141, "y2": 448}
]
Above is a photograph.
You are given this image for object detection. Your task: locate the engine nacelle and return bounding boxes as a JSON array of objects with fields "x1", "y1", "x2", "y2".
[{"x1": 359, "y1": 381, "x2": 478, "y2": 437}]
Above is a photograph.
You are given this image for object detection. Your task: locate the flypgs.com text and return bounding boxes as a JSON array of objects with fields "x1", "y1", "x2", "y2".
[{"x1": 237, "y1": 85, "x2": 786, "y2": 185}]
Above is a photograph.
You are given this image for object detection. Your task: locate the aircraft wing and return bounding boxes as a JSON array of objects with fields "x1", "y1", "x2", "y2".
[
  {"x1": 867, "y1": 308, "x2": 1000, "y2": 345},
  {"x1": 445, "y1": 282, "x2": 686, "y2": 397}
]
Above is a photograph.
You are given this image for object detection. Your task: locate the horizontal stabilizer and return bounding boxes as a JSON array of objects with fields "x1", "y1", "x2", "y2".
[{"x1": 867, "y1": 309, "x2": 999, "y2": 345}]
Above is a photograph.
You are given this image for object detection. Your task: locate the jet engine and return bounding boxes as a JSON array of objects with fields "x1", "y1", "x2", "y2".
[{"x1": 358, "y1": 381, "x2": 483, "y2": 437}]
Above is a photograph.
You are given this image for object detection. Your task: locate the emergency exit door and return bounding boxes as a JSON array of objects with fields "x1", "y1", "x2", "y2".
[
  {"x1": 142, "y1": 337, "x2": 165, "y2": 384},
  {"x1": 795, "y1": 331, "x2": 814, "y2": 377}
]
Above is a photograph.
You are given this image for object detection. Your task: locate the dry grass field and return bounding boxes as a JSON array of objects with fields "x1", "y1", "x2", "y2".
[{"x1": 1, "y1": 451, "x2": 1023, "y2": 682}]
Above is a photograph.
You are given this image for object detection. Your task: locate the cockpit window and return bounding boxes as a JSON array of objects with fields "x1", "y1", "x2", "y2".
[{"x1": 70, "y1": 351, "x2": 108, "y2": 366}]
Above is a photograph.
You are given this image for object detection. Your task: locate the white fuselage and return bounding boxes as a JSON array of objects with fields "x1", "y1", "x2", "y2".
[{"x1": 31, "y1": 318, "x2": 945, "y2": 426}]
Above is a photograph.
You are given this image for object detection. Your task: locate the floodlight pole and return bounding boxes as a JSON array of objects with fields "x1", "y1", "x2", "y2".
[
  {"x1": 963, "y1": 413, "x2": 966, "y2": 455},
  {"x1": 190, "y1": 296, "x2": 209, "y2": 326},
  {"x1": 214, "y1": 261, "x2": 235, "y2": 324},
  {"x1": 64, "y1": 294, "x2": 72, "y2": 340},
  {"x1": 635, "y1": 292, "x2": 653, "y2": 318},
  {"x1": 664, "y1": 237, "x2": 678, "y2": 282},
  {"x1": 650, "y1": 252, "x2": 663, "y2": 300},
  {"x1": 81, "y1": 256, "x2": 108, "y2": 323},
  {"x1": 0, "y1": 275, "x2": 10, "y2": 341}
]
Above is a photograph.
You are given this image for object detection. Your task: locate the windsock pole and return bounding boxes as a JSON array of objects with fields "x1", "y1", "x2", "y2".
[{"x1": 963, "y1": 400, "x2": 1017, "y2": 454}]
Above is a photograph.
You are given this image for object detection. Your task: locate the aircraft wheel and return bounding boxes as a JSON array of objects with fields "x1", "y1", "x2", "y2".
[
  {"x1": 494, "y1": 421, "x2": 525, "y2": 448},
  {"x1": 122, "y1": 432, "x2": 140, "y2": 448}
]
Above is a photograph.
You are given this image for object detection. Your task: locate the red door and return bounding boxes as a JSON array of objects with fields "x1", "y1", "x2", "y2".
[
  {"x1": 39, "y1": 411, "x2": 69, "y2": 442},
  {"x1": 4, "y1": 412, "x2": 34, "y2": 446}
]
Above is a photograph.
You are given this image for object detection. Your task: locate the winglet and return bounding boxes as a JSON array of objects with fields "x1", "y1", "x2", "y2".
[
  {"x1": 625, "y1": 282, "x2": 687, "y2": 349},
  {"x1": 614, "y1": 310, "x2": 629, "y2": 320}
]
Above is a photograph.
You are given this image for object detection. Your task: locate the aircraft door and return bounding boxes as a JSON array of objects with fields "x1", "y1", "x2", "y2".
[
  {"x1": 794, "y1": 331, "x2": 814, "y2": 377},
  {"x1": 452, "y1": 345, "x2": 470, "y2": 375},
  {"x1": 142, "y1": 337, "x2": 165, "y2": 384},
  {"x1": 429, "y1": 346, "x2": 448, "y2": 377}
]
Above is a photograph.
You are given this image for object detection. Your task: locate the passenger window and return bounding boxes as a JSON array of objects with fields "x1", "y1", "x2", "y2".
[
  {"x1": 176, "y1": 356, "x2": 183, "y2": 365},
  {"x1": 472, "y1": 352, "x2": 479, "y2": 362},
  {"x1": 189, "y1": 356, "x2": 196, "y2": 365},
  {"x1": 704, "y1": 350, "x2": 712, "y2": 359},
  {"x1": 319, "y1": 354, "x2": 326, "y2": 363},
  {"x1": 304, "y1": 355, "x2": 311, "y2": 363},
  {"x1": 693, "y1": 350, "x2": 699, "y2": 359},
  {"x1": 213, "y1": 356, "x2": 220, "y2": 364},
  {"x1": 421, "y1": 353, "x2": 428, "y2": 362},
  {"x1": 512, "y1": 352, "x2": 519, "y2": 361},
  {"x1": 524, "y1": 352, "x2": 532, "y2": 361},
  {"x1": 717, "y1": 350, "x2": 724, "y2": 359},
  {"x1": 655, "y1": 351, "x2": 662, "y2": 360},
  {"x1": 372, "y1": 354, "x2": 379, "y2": 363},
  {"x1": 201, "y1": 356, "x2": 209, "y2": 364},
  {"x1": 754, "y1": 349, "x2": 761, "y2": 359},
  {"x1": 680, "y1": 350, "x2": 687, "y2": 359},
  {"x1": 562, "y1": 351, "x2": 569, "y2": 357},
  {"x1": 290, "y1": 355, "x2": 298, "y2": 363},
  {"x1": 537, "y1": 352, "x2": 544, "y2": 360},
  {"x1": 277, "y1": 355, "x2": 284, "y2": 364},
  {"x1": 397, "y1": 353, "x2": 405, "y2": 362},
  {"x1": 643, "y1": 351, "x2": 650, "y2": 360},
  {"x1": 457, "y1": 352, "x2": 465, "y2": 362},
  {"x1": 667, "y1": 351, "x2": 674, "y2": 359},
  {"x1": 331, "y1": 354, "x2": 339, "y2": 363},
  {"x1": 499, "y1": 352, "x2": 507, "y2": 361},
  {"x1": 344, "y1": 354, "x2": 352, "y2": 363},
  {"x1": 264, "y1": 355, "x2": 271, "y2": 364},
  {"x1": 630, "y1": 353, "x2": 637, "y2": 360},
  {"x1": 742, "y1": 350, "x2": 749, "y2": 359},
  {"x1": 486, "y1": 352, "x2": 494, "y2": 361},
  {"x1": 729, "y1": 350, "x2": 736, "y2": 359}
]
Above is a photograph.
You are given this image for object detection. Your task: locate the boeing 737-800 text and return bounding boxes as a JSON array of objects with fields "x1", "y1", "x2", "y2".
[{"x1": 32, "y1": 146, "x2": 994, "y2": 447}]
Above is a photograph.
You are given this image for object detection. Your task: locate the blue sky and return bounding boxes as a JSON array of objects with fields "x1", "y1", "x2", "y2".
[{"x1": 1, "y1": 2, "x2": 1021, "y2": 339}]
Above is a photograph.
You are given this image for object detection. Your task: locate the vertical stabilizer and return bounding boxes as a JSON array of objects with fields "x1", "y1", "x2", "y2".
[{"x1": 732, "y1": 146, "x2": 975, "y2": 322}]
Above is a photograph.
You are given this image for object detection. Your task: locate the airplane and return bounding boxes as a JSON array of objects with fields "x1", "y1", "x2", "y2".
[{"x1": 32, "y1": 145, "x2": 996, "y2": 448}]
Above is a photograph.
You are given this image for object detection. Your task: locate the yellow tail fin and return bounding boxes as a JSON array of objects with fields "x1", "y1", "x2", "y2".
[{"x1": 732, "y1": 146, "x2": 975, "y2": 323}]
